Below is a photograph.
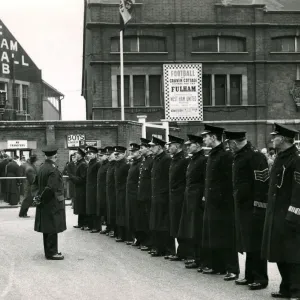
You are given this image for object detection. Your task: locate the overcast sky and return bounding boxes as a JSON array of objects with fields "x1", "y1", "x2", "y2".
[{"x1": 1, "y1": 0, "x2": 86, "y2": 120}]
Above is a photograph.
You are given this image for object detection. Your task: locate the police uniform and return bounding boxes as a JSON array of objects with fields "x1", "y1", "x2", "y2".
[
  {"x1": 68, "y1": 148, "x2": 88, "y2": 229},
  {"x1": 225, "y1": 130, "x2": 269, "y2": 290},
  {"x1": 126, "y1": 143, "x2": 143, "y2": 246},
  {"x1": 202, "y1": 125, "x2": 240, "y2": 280},
  {"x1": 114, "y1": 146, "x2": 130, "y2": 242},
  {"x1": 136, "y1": 138, "x2": 153, "y2": 250},
  {"x1": 178, "y1": 134, "x2": 207, "y2": 269},
  {"x1": 262, "y1": 123, "x2": 300, "y2": 299},
  {"x1": 34, "y1": 146, "x2": 66, "y2": 260},
  {"x1": 85, "y1": 146, "x2": 101, "y2": 232},
  {"x1": 148, "y1": 136, "x2": 173, "y2": 256},
  {"x1": 166, "y1": 135, "x2": 189, "y2": 260}
]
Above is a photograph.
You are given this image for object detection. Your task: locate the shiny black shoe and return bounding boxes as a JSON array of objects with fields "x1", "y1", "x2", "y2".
[
  {"x1": 185, "y1": 262, "x2": 199, "y2": 269},
  {"x1": 115, "y1": 238, "x2": 124, "y2": 242},
  {"x1": 90, "y1": 229, "x2": 100, "y2": 233},
  {"x1": 164, "y1": 255, "x2": 171, "y2": 260},
  {"x1": 184, "y1": 259, "x2": 195, "y2": 265},
  {"x1": 140, "y1": 246, "x2": 150, "y2": 251},
  {"x1": 197, "y1": 267, "x2": 203, "y2": 273},
  {"x1": 169, "y1": 255, "x2": 181, "y2": 261},
  {"x1": 126, "y1": 241, "x2": 133, "y2": 245},
  {"x1": 131, "y1": 241, "x2": 140, "y2": 247},
  {"x1": 248, "y1": 282, "x2": 268, "y2": 290},
  {"x1": 99, "y1": 230, "x2": 107, "y2": 234},
  {"x1": 271, "y1": 292, "x2": 291, "y2": 298},
  {"x1": 148, "y1": 249, "x2": 156, "y2": 254},
  {"x1": 224, "y1": 272, "x2": 238, "y2": 281},
  {"x1": 73, "y1": 225, "x2": 81, "y2": 228},
  {"x1": 151, "y1": 251, "x2": 163, "y2": 257},
  {"x1": 235, "y1": 278, "x2": 252, "y2": 285},
  {"x1": 202, "y1": 268, "x2": 217, "y2": 274},
  {"x1": 46, "y1": 253, "x2": 64, "y2": 260}
]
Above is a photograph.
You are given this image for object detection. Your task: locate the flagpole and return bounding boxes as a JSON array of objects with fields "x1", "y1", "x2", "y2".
[{"x1": 120, "y1": 29, "x2": 125, "y2": 121}]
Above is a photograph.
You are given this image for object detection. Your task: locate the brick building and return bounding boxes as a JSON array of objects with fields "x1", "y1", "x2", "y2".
[
  {"x1": 82, "y1": 0, "x2": 300, "y2": 148},
  {"x1": 0, "y1": 19, "x2": 63, "y2": 122}
]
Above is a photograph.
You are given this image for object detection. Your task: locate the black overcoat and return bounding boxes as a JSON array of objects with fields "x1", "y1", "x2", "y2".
[
  {"x1": 69, "y1": 158, "x2": 87, "y2": 215},
  {"x1": 233, "y1": 142, "x2": 269, "y2": 252},
  {"x1": 67, "y1": 161, "x2": 76, "y2": 199},
  {"x1": 135, "y1": 155, "x2": 153, "y2": 231},
  {"x1": 86, "y1": 158, "x2": 100, "y2": 215},
  {"x1": 96, "y1": 160, "x2": 109, "y2": 218},
  {"x1": 0, "y1": 158, "x2": 9, "y2": 194},
  {"x1": 149, "y1": 151, "x2": 172, "y2": 231},
  {"x1": 202, "y1": 143, "x2": 236, "y2": 249},
  {"x1": 106, "y1": 161, "x2": 116, "y2": 226},
  {"x1": 115, "y1": 159, "x2": 130, "y2": 226},
  {"x1": 5, "y1": 161, "x2": 21, "y2": 205},
  {"x1": 34, "y1": 159, "x2": 66, "y2": 233},
  {"x1": 262, "y1": 145, "x2": 300, "y2": 263},
  {"x1": 126, "y1": 157, "x2": 142, "y2": 232},
  {"x1": 169, "y1": 151, "x2": 189, "y2": 237},
  {"x1": 178, "y1": 150, "x2": 207, "y2": 240}
]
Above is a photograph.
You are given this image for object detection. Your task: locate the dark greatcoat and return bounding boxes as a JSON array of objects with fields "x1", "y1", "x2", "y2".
[
  {"x1": 67, "y1": 161, "x2": 76, "y2": 199},
  {"x1": 262, "y1": 145, "x2": 300, "y2": 263},
  {"x1": 86, "y1": 158, "x2": 101, "y2": 215},
  {"x1": 178, "y1": 150, "x2": 207, "y2": 240},
  {"x1": 135, "y1": 155, "x2": 153, "y2": 231},
  {"x1": 149, "y1": 151, "x2": 172, "y2": 231},
  {"x1": 34, "y1": 159, "x2": 67, "y2": 234},
  {"x1": 5, "y1": 160, "x2": 21, "y2": 205},
  {"x1": 96, "y1": 160, "x2": 109, "y2": 218},
  {"x1": 126, "y1": 157, "x2": 143, "y2": 233},
  {"x1": 115, "y1": 159, "x2": 130, "y2": 226},
  {"x1": 202, "y1": 143, "x2": 236, "y2": 250},
  {"x1": 169, "y1": 151, "x2": 189, "y2": 238},
  {"x1": 0, "y1": 158, "x2": 9, "y2": 194},
  {"x1": 69, "y1": 158, "x2": 87, "y2": 215},
  {"x1": 233, "y1": 142, "x2": 269, "y2": 253},
  {"x1": 106, "y1": 161, "x2": 117, "y2": 226}
]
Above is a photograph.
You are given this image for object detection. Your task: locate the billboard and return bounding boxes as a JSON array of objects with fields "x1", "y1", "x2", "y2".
[{"x1": 164, "y1": 64, "x2": 203, "y2": 122}]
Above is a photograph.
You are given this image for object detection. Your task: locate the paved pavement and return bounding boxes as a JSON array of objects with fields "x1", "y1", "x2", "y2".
[{"x1": 0, "y1": 207, "x2": 281, "y2": 300}]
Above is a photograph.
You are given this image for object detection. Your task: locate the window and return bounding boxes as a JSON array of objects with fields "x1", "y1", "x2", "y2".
[
  {"x1": 192, "y1": 36, "x2": 246, "y2": 52},
  {"x1": 271, "y1": 36, "x2": 300, "y2": 52},
  {"x1": 149, "y1": 75, "x2": 162, "y2": 106},
  {"x1": 13, "y1": 84, "x2": 20, "y2": 110},
  {"x1": 215, "y1": 75, "x2": 226, "y2": 105},
  {"x1": 133, "y1": 76, "x2": 146, "y2": 106},
  {"x1": 22, "y1": 85, "x2": 29, "y2": 113},
  {"x1": 111, "y1": 36, "x2": 167, "y2": 53},
  {"x1": 230, "y1": 75, "x2": 241, "y2": 105},
  {"x1": 203, "y1": 74, "x2": 243, "y2": 106},
  {"x1": 0, "y1": 82, "x2": 7, "y2": 100},
  {"x1": 202, "y1": 75, "x2": 211, "y2": 106},
  {"x1": 117, "y1": 75, "x2": 130, "y2": 107}
]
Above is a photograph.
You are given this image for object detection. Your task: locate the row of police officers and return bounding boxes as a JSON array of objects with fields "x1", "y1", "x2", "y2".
[{"x1": 34, "y1": 122, "x2": 300, "y2": 299}]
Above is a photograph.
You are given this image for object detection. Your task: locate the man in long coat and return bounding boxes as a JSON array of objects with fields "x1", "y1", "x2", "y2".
[
  {"x1": 106, "y1": 147, "x2": 117, "y2": 237},
  {"x1": 34, "y1": 145, "x2": 66, "y2": 260},
  {"x1": 225, "y1": 130, "x2": 269, "y2": 290},
  {"x1": 262, "y1": 123, "x2": 300, "y2": 299},
  {"x1": 202, "y1": 124, "x2": 239, "y2": 281},
  {"x1": 19, "y1": 154, "x2": 39, "y2": 218},
  {"x1": 178, "y1": 134, "x2": 207, "y2": 271},
  {"x1": 148, "y1": 136, "x2": 172, "y2": 257},
  {"x1": 136, "y1": 138, "x2": 153, "y2": 252},
  {"x1": 0, "y1": 154, "x2": 9, "y2": 200},
  {"x1": 165, "y1": 135, "x2": 189, "y2": 261},
  {"x1": 5, "y1": 157, "x2": 21, "y2": 205},
  {"x1": 114, "y1": 146, "x2": 130, "y2": 242},
  {"x1": 85, "y1": 146, "x2": 101, "y2": 233},
  {"x1": 97, "y1": 148, "x2": 110, "y2": 234},
  {"x1": 126, "y1": 143, "x2": 143, "y2": 246},
  {"x1": 68, "y1": 148, "x2": 88, "y2": 229}
]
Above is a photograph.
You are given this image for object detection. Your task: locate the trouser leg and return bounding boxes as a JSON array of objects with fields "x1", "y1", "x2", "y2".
[
  {"x1": 43, "y1": 233, "x2": 58, "y2": 257},
  {"x1": 93, "y1": 215, "x2": 102, "y2": 230},
  {"x1": 290, "y1": 263, "x2": 300, "y2": 298},
  {"x1": 277, "y1": 262, "x2": 291, "y2": 296},
  {"x1": 177, "y1": 238, "x2": 188, "y2": 258},
  {"x1": 245, "y1": 252, "x2": 254, "y2": 282},
  {"x1": 117, "y1": 226, "x2": 126, "y2": 240},
  {"x1": 211, "y1": 249, "x2": 226, "y2": 272},
  {"x1": 249, "y1": 251, "x2": 268, "y2": 285},
  {"x1": 223, "y1": 248, "x2": 240, "y2": 274}
]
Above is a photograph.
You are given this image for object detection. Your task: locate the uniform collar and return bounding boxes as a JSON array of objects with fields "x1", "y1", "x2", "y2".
[
  {"x1": 172, "y1": 150, "x2": 184, "y2": 160},
  {"x1": 235, "y1": 141, "x2": 252, "y2": 155},
  {"x1": 209, "y1": 142, "x2": 224, "y2": 155},
  {"x1": 277, "y1": 144, "x2": 298, "y2": 158},
  {"x1": 191, "y1": 149, "x2": 204, "y2": 159},
  {"x1": 154, "y1": 151, "x2": 166, "y2": 160}
]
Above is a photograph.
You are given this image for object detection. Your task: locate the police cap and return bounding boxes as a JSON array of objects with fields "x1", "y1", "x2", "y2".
[
  {"x1": 270, "y1": 123, "x2": 299, "y2": 139},
  {"x1": 129, "y1": 143, "x2": 140, "y2": 152},
  {"x1": 148, "y1": 136, "x2": 167, "y2": 147},
  {"x1": 166, "y1": 135, "x2": 184, "y2": 145},
  {"x1": 185, "y1": 134, "x2": 203, "y2": 145},
  {"x1": 42, "y1": 145, "x2": 58, "y2": 156},
  {"x1": 140, "y1": 138, "x2": 151, "y2": 148},
  {"x1": 224, "y1": 130, "x2": 247, "y2": 141},
  {"x1": 202, "y1": 124, "x2": 224, "y2": 136}
]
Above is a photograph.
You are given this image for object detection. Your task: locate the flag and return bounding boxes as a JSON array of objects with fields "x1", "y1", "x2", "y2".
[{"x1": 119, "y1": 0, "x2": 135, "y2": 29}]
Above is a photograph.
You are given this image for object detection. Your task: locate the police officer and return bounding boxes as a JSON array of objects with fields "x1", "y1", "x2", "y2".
[
  {"x1": 97, "y1": 148, "x2": 110, "y2": 234},
  {"x1": 177, "y1": 134, "x2": 207, "y2": 271},
  {"x1": 68, "y1": 147, "x2": 88, "y2": 229},
  {"x1": 106, "y1": 147, "x2": 117, "y2": 237},
  {"x1": 34, "y1": 145, "x2": 66, "y2": 260},
  {"x1": 165, "y1": 135, "x2": 189, "y2": 261},
  {"x1": 85, "y1": 146, "x2": 101, "y2": 233},
  {"x1": 126, "y1": 143, "x2": 143, "y2": 247},
  {"x1": 202, "y1": 124, "x2": 240, "y2": 281},
  {"x1": 225, "y1": 130, "x2": 269, "y2": 290},
  {"x1": 136, "y1": 138, "x2": 153, "y2": 252},
  {"x1": 148, "y1": 136, "x2": 172, "y2": 257},
  {"x1": 262, "y1": 123, "x2": 300, "y2": 300},
  {"x1": 114, "y1": 146, "x2": 130, "y2": 242}
]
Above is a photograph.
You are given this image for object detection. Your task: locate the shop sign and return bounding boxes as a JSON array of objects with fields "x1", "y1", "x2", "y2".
[
  {"x1": 7, "y1": 140, "x2": 28, "y2": 149},
  {"x1": 163, "y1": 63, "x2": 203, "y2": 121},
  {"x1": 66, "y1": 134, "x2": 85, "y2": 148},
  {"x1": 85, "y1": 140, "x2": 101, "y2": 148}
]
